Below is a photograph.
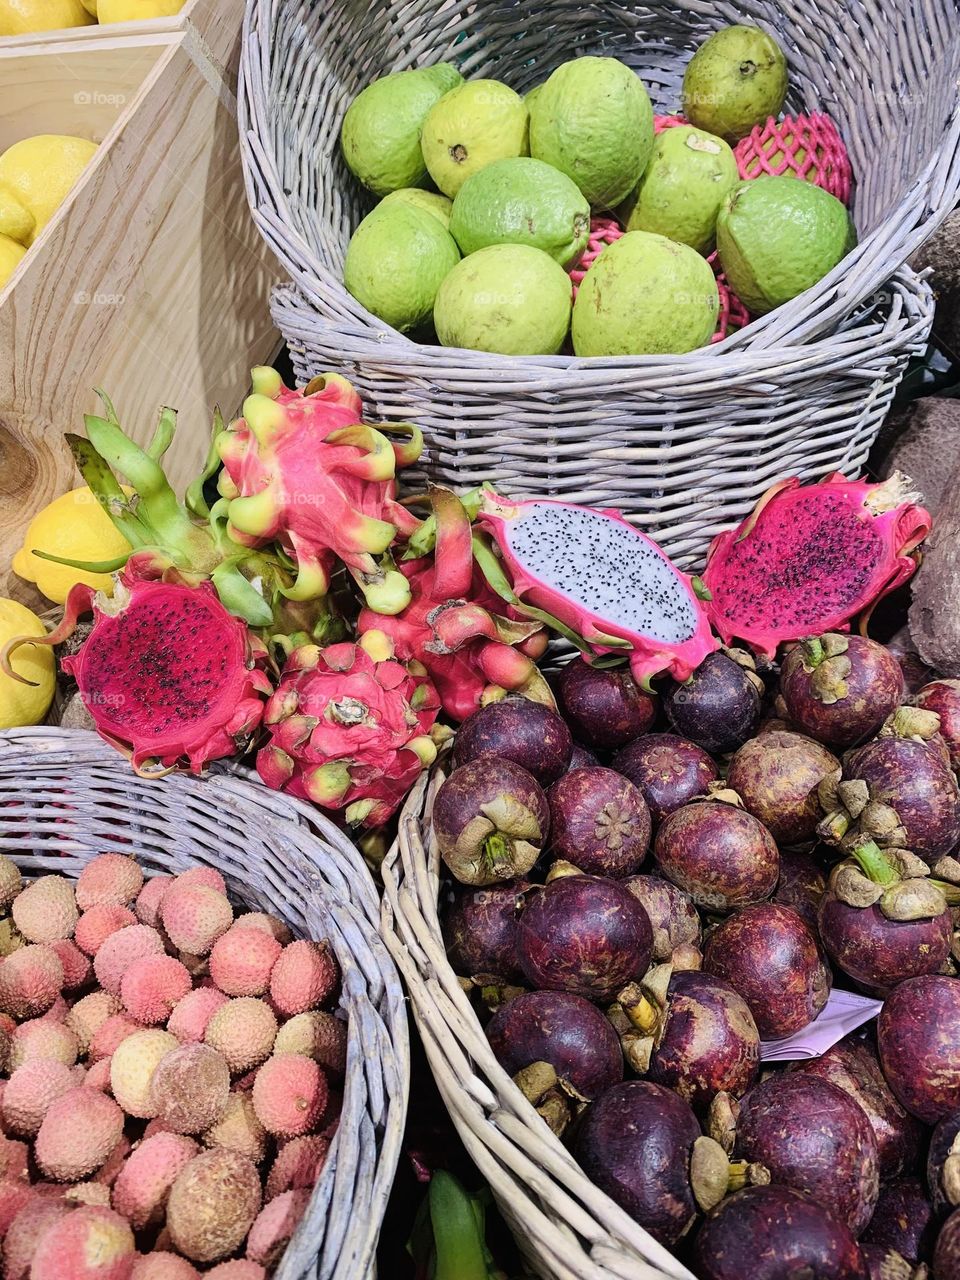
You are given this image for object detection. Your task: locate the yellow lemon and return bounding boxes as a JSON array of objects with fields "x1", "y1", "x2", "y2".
[
  {"x1": 0, "y1": 234, "x2": 25, "y2": 291},
  {"x1": 0, "y1": 600, "x2": 55, "y2": 730},
  {"x1": 0, "y1": 184, "x2": 34, "y2": 246},
  {"x1": 97, "y1": 0, "x2": 187, "y2": 20},
  {"x1": 80, "y1": 0, "x2": 97, "y2": 12},
  {"x1": 0, "y1": 0, "x2": 94, "y2": 33},
  {"x1": 13, "y1": 487, "x2": 131, "y2": 605},
  {"x1": 0, "y1": 136, "x2": 98, "y2": 247}
]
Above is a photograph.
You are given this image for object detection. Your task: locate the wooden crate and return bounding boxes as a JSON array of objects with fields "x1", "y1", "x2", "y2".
[{"x1": 0, "y1": 2, "x2": 279, "y2": 608}]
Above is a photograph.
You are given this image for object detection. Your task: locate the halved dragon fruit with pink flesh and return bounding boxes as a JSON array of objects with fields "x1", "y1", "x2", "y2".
[
  {"x1": 2, "y1": 563, "x2": 272, "y2": 774},
  {"x1": 478, "y1": 493, "x2": 718, "y2": 687},
  {"x1": 702, "y1": 473, "x2": 932, "y2": 658}
]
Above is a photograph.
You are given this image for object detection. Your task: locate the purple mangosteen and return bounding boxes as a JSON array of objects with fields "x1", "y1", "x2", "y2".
[
  {"x1": 664, "y1": 650, "x2": 762, "y2": 755},
  {"x1": 612, "y1": 732, "x2": 718, "y2": 825},
  {"x1": 567, "y1": 743, "x2": 600, "y2": 770},
  {"x1": 916, "y1": 679, "x2": 960, "y2": 772},
  {"x1": 516, "y1": 873, "x2": 653, "y2": 1003},
  {"x1": 654, "y1": 799, "x2": 779, "y2": 913},
  {"x1": 728, "y1": 729, "x2": 840, "y2": 846},
  {"x1": 442, "y1": 881, "x2": 530, "y2": 983},
  {"x1": 452, "y1": 697, "x2": 572, "y2": 785},
  {"x1": 556, "y1": 659, "x2": 657, "y2": 750},
  {"x1": 773, "y1": 847, "x2": 828, "y2": 935},
  {"x1": 779, "y1": 634, "x2": 905, "y2": 749},
  {"x1": 693, "y1": 1185, "x2": 869, "y2": 1280},
  {"x1": 928, "y1": 1111, "x2": 960, "y2": 1218},
  {"x1": 703, "y1": 903, "x2": 831, "y2": 1039},
  {"x1": 860, "y1": 1177, "x2": 936, "y2": 1264},
  {"x1": 622, "y1": 874, "x2": 701, "y2": 965},
  {"x1": 433, "y1": 758, "x2": 549, "y2": 886},
  {"x1": 547, "y1": 767, "x2": 651, "y2": 878},
  {"x1": 936, "y1": 1210, "x2": 960, "y2": 1280},
  {"x1": 878, "y1": 976, "x2": 960, "y2": 1124}
]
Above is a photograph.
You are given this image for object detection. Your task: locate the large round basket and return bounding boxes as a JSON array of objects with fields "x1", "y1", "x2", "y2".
[
  {"x1": 0, "y1": 727, "x2": 409, "y2": 1280},
  {"x1": 382, "y1": 766, "x2": 694, "y2": 1280}
]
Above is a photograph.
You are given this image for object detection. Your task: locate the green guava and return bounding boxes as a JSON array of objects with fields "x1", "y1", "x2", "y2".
[
  {"x1": 716, "y1": 175, "x2": 855, "y2": 314},
  {"x1": 421, "y1": 80, "x2": 529, "y2": 198},
  {"x1": 449, "y1": 157, "x2": 590, "y2": 266},
  {"x1": 344, "y1": 202, "x2": 461, "y2": 332},
  {"x1": 626, "y1": 125, "x2": 739, "y2": 253},
  {"x1": 434, "y1": 243, "x2": 572, "y2": 355},
  {"x1": 420, "y1": 63, "x2": 464, "y2": 94},
  {"x1": 529, "y1": 57, "x2": 654, "y2": 209},
  {"x1": 524, "y1": 83, "x2": 543, "y2": 113},
  {"x1": 341, "y1": 68, "x2": 445, "y2": 196},
  {"x1": 380, "y1": 187, "x2": 454, "y2": 228},
  {"x1": 571, "y1": 231, "x2": 719, "y2": 356},
  {"x1": 681, "y1": 25, "x2": 788, "y2": 144}
]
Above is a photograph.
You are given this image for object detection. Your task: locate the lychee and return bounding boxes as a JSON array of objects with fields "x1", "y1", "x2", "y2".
[
  {"x1": 75, "y1": 905, "x2": 137, "y2": 957},
  {"x1": 166, "y1": 1148, "x2": 261, "y2": 1263},
  {"x1": 35, "y1": 1088, "x2": 125, "y2": 1180},
  {"x1": 62, "y1": 1182, "x2": 112, "y2": 1207},
  {"x1": 151, "y1": 1044, "x2": 229, "y2": 1135},
  {"x1": 233, "y1": 913, "x2": 293, "y2": 945},
  {"x1": 204, "y1": 999, "x2": 277, "y2": 1074},
  {"x1": 94, "y1": 1135, "x2": 132, "y2": 1188},
  {"x1": 121, "y1": 956, "x2": 191, "y2": 1025},
  {"x1": 66, "y1": 991, "x2": 121, "y2": 1055},
  {"x1": 161, "y1": 885, "x2": 232, "y2": 956},
  {"x1": 130, "y1": 1254, "x2": 199, "y2": 1280},
  {"x1": 205, "y1": 1263, "x2": 266, "y2": 1280},
  {"x1": 30, "y1": 1204, "x2": 135, "y2": 1280},
  {"x1": 246, "y1": 1188, "x2": 309, "y2": 1268},
  {"x1": 39, "y1": 994, "x2": 69, "y2": 1024},
  {"x1": 94, "y1": 925, "x2": 164, "y2": 994},
  {"x1": 76, "y1": 854, "x2": 144, "y2": 910},
  {"x1": 0, "y1": 1182, "x2": 35, "y2": 1240},
  {"x1": 209, "y1": 928, "x2": 280, "y2": 998},
  {"x1": 84, "y1": 1057, "x2": 114, "y2": 1092},
  {"x1": 202, "y1": 1091, "x2": 266, "y2": 1163},
  {"x1": 111, "y1": 1132, "x2": 198, "y2": 1229},
  {"x1": 11, "y1": 875, "x2": 77, "y2": 945},
  {"x1": 265, "y1": 1134, "x2": 329, "y2": 1200},
  {"x1": 3, "y1": 1196, "x2": 69, "y2": 1280},
  {"x1": 90, "y1": 1014, "x2": 141, "y2": 1062},
  {"x1": 50, "y1": 939, "x2": 92, "y2": 989},
  {"x1": 174, "y1": 867, "x2": 226, "y2": 895},
  {"x1": 0, "y1": 946, "x2": 62, "y2": 1018},
  {"x1": 252, "y1": 1056, "x2": 327, "y2": 1138},
  {"x1": 135, "y1": 876, "x2": 173, "y2": 929},
  {"x1": 8, "y1": 1019, "x2": 78, "y2": 1070},
  {"x1": 166, "y1": 988, "x2": 227, "y2": 1043},
  {"x1": 2, "y1": 1061, "x2": 75, "y2": 1137},
  {"x1": 0, "y1": 856, "x2": 22, "y2": 911},
  {"x1": 269, "y1": 941, "x2": 339, "y2": 1018},
  {"x1": 110, "y1": 1030, "x2": 178, "y2": 1118},
  {"x1": 274, "y1": 1012, "x2": 347, "y2": 1076},
  {"x1": 0, "y1": 1135, "x2": 29, "y2": 1182}
]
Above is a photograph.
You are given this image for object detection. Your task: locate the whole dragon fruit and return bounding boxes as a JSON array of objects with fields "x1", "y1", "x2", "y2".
[
  {"x1": 702, "y1": 473, "x2": 931, "y2": 658},
  {"x1": 477, "y1": 492, "x2": 717, "y2": 687},
  {"x1": 214, "y1": 368, "x2": 423, "y2": 614},
  {"x1": 257, "y1": 633, "x2": 440, "y2": 826},
  {"x1": 358, "y1": 487, "x2": 554, "y2": 722},
  {"x1": 2, "y1": 559, "x2": 272, "y2": 775}
]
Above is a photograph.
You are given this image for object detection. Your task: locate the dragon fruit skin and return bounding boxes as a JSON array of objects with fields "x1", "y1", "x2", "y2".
[
  {"x1": 477, "y1": 493, "x2": 718, "y2": 688},
  {"x1": 256, "y1": 636, "x2": 441, "y2": 827},
  {"x1": 702, "y1": 473, "x2": 932, "y2": 659}
]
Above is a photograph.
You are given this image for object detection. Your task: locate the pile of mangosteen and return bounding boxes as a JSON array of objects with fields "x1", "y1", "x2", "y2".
[{"x1": 435, "y1": 638, "x2": 960, "y2": 1279}]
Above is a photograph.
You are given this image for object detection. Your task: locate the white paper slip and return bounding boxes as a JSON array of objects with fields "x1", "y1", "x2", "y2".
[{"x1": 759, "y1": 989, "x2": 884, "y2": 1062}]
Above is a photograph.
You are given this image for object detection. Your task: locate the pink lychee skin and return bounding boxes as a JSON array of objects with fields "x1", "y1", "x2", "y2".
[
  {"x1": 0, "y1": 1134, "x2": 30, "y2": 1182},
  {"x1": 76, "y1": 854, "x2": 144, "y2": 911},
  {"x1": 167, "y1": 987, "x2": 228, "y2": 1043},
  {"x1": 246, "y1": 1188, "x2": 310, "y2": 1267},
  {"x1": 85, "y1": 1057, "x2": 114, "y2": 1091},
  {"x1": 121, "y1": 955, "x2": 192, "y2": 1025},
  {"x1": 35, "y1": 1088, "x2": 125, "y2": 1181},
  {"x1": 252, "y1": 1056, "x2": 328, "y2": 1138},
  {"x1": 3, "y1": 1197, "x2": 69, "y2": 1280},
  {"x1": 66, "y1": 991, "x2": 121, "y2": 1055},
  {"x1": 90, "y1": 1015, "x2": 141, "y2": 1062},
  {"x1": 94, "y1": 926, "x2": 165, "y2": 994},
  {"x1": 95, "y1": 1135, "x2": 132, "y2": 1188},
  {"x1": 75, "y1": 905, "x2": 137, "y2": 957},
  {"x1": 210, "y1": 928, "x2": 281, "y2": 997},
  {"x1": 135, "y1": 876, "x2": 173, "y2": 929},
  {"x1": 0, "y1": 1182, "x2": 36, "y2": 1241},
  {"x1": 175, "y1": 867, "x2": 227, "y2": 895},
  {"x1": 269, "y1": 942, "x2": 339, "y2": 1018},
  {"x1": 130, "y1": 1253, "x2": 199, "y2": 1280},
  {"x1": 39, "y1": 995, "x2": 69, "y2": 1024},
  {"x1": 50, "y1": 939, "x2": 92, "y2": 989},
  {"x1": 2, "y1": 1060, "x2": 76, "y2": 1136},
  {"x1": 8, "y1": 1018, "x2": 78, "y2": 1069},
  {"x1": 205, "y1": 1263, "x2": 266, "y2": 1280},
  {"x1": 265, "y1": 1135, "x2": 329, "y2": 1200},
  {"x1": 161, "y1": 884, "x2": 233, "y2": 956},
  {"x1": 112, "y1": 1132, "x2": 199, "y2": 1230},
  {"x1": 29, "y1": 1204, "x2": 136, "y2": 1280},
  {"x1": 0, "y1": 945, "x2": 63, "y2": 1018}
]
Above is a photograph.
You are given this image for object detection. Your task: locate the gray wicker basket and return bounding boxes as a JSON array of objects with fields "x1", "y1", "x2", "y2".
[{"x1": 0, "y1": 727, "x2": 409, "y2": 1280}]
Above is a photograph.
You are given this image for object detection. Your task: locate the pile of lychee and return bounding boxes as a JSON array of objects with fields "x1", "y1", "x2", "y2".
[{"x1": 0, "y1": 851, "x2": 345, "y2": 1280}]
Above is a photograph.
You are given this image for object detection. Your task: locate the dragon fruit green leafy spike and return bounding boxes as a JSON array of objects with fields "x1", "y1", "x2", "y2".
[
  {"x1": 477, "y1": 493, "x2": 718, "y2": 688},
  {"x1": 701, "y1": 472, "x2": 931, "y2": 658},
  {"x1": 214, "y1": 367, "x2": 424, "y2": 615},
  {"x1": 257, "y1": 632, "x2": 441, "y2": 827}
]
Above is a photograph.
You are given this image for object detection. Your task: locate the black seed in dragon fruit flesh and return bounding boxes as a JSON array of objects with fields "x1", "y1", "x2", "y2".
[
  {"x1": 916, "y1": 680, "x2": 960, "y2": 772},
  {"x1": 728, "y1": 729, "x2": 840, "y2": 846},
  {"x1": 936, "y1": 1210, "x2": 960, "y2": 1280},
  {"x1": 860, "y1": 1177, "x2": 936, "y2": 1264},
  {"x1": 693, "y1": 1186, "x2": 870, "y2": 1280},
  {"x1": 928, "y1": 1110, "x2": 960, "y2": 1218},
  {"x1": 555, "y1": 659, "x2": 657, "y2": 750},
  {"x1": 654, "y1": 800, "x2": 779, "y2": 913},
  {"x1": 663, "y1": 651, "x2": 762, "y2": 755},
  {"x1": 485, "y1": 990, "x2": 623, "y2": 1101},
  {"x1": 442, "y1": 881, "x2": 530, "y2": 983},
  {"x1": 878, "y1": 976, "x2": 960, "y2": 1124},
  {"x1": 572, "y1": 1080, "x2": 701, "y2": 1247},
  {"x1": 622, "y1": 874, "x2": 701, "y2": 964},
  {"x1": 546, "y1": 767, "x2": 651, "y2": 877},
  {"x1": 612, "y1": 732, "x2": 718, "y2": 825},
  {"x1": 433, "y1": 758, "x2": 549, "y2": 887},
  {"x1": 703, "y1": 903, "x2": 831, "y2": 1039},
  {"x1": 452, "y1": 697, "x2": 572, "y2": 786}
]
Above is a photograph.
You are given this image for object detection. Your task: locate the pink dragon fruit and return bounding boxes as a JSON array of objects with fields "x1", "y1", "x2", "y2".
[
  {"x1": 477, "y1": 493, "x2": 718, "y2": 688},
  {"x1": 256, "y1": 634, "x2": 441, "y2": 826},
  {"x1": 214, "y1": 367, "x2": 423, "y2": 614},
  {"x1": 702, "y1": 472, "x2": 932, "y2": 657},
  {"x1": 357, "y1": 487, "x2": 554, "y2": 722},
  {"x1": 2, "y1": 559, "x2": 272, "y2": 774}
]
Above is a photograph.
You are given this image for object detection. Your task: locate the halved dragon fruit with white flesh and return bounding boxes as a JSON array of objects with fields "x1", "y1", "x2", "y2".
[
  {"x1": 702, "y1": 472, "x2": 932, "y2": 658},
  {"x1": 478, "y1": 493, "x2": 718, "y2": 687}
]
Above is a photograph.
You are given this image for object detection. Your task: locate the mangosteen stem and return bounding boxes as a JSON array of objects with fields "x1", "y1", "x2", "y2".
[
  {"x1": 482, "y1": 833, "x2": 512, "y2": 869},
  {"x1": 851, "y1": 840, "x2": 900, "y2": 886},
  {"x1": 513, "y1": 1061, "x2": 559, "y2": 1106},
  {"x1": 802, "y1": 636, "x2": 825, "y2": 668},
  {"x1": 931, "y1": 880, "x2": 960, "y2": 906},
  {"x1": 617, "y1": 983, "x2": 661, "y2": 1034}
]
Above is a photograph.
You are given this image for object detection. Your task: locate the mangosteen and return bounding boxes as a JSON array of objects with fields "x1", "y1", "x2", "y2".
[
  {"x1": 644, "y1": 970, "x2": 760, "y2": 1114},
  {"x1": 556, "y1": 659, "x2": 657, "y2": 750},
  {"x1": 928, "y1": 1111, "x2": 960, "y2": 1218},
  {"x1": 703, "y1": 903, "x2": 831, "y2": 1039},
  {"x1": 779, "y1": 634, "x2": 905, "y2": 749},
  {"x1": 860, "y1": 1177, "x2": 936, "y2": 1264},
  {"x1": 623, "y1": 874, "x2": 701, "y2": 965},
  {"x1": 572, "y1": 1080, "x2": 701, "y2": 1246},
  {"x1": 936, "y1": 1210, "x2": 960, "y2": 1280},
  {"x1": 452, "y1": 697, "x2": 572, "y2": 785},
  {"x1": 735, "y1": 1073, "x2": 880, "y2": 1235},
  {"x1": 878, "y1": 976, "x2": 960, "y2": 1124},
  {"x1": 916, "y1": 679, "x2": 960, "y2": 773},
  {"x1": 654, "y1": 799, "x2": 779, "y2": 913},
  {"x1": 433, "y1": 759, "x2": 549, "y2": 886},
  {"x1": 485, "y1": 990, "x2": 622, "y2": 1108},
  {"x1": 774, "y1": 848, "x2": 828, "y2": 935},
  {"x1": 547, "y1": 767, "x2": 650, "y2": 878},
  {"x1": 443, "y1": 881, "x2": 530, "y2": 983},
  {"x1": 794, "y1": 1035, "x2": 924, "y2": 1181},
  {"x1": 728, "y1": 729, "x2": 840, "y2": 846},
  {"x1": 693, "y1": 1185, "x2": 870, "y2": 1280},
  {"x1": 516, "y1": 873, "x2": 652, "y2": 1003},
  {"x1": 664, "y1": 650, "x2": 763, "y2": 755},
  {"x1": 612, "y1": 732, "x2": 718, "y2": 825},
  {"x1": 567, "y1": 743, "x2": 600, "y2": 770}
]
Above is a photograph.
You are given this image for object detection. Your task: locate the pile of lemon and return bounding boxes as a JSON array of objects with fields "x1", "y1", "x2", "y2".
[{"x1": 0, "y1": 0, "x2": 186, "y2": 35}]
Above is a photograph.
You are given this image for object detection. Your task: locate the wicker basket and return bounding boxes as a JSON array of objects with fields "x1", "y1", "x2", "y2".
[
  {"x1": 382, "y1": 767, "x2": 697, "y2": 1280},
  {"x1": 0, "y1": 727, "x2": 409, "y2": 1280}
]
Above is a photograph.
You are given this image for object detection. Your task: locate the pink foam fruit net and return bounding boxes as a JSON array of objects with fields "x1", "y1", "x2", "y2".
[{"x1": 734, "y1": 113, "x2": 854, "y2": 205}]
